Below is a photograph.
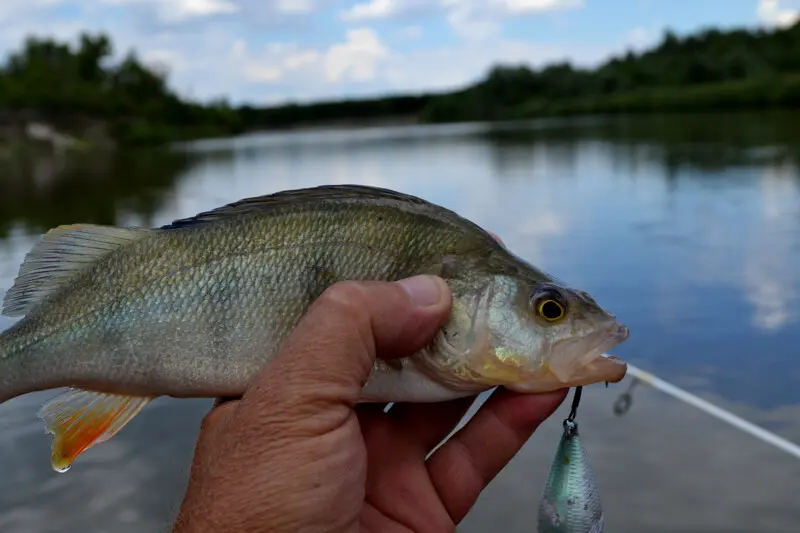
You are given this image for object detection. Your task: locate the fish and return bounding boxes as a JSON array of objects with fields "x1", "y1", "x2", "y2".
[
  {"x1": 0, "y1": 184, "x2": 629, "y2": 472},
  {"x1": 538, "y1": 419, "x2": 604, "y2": 533}
]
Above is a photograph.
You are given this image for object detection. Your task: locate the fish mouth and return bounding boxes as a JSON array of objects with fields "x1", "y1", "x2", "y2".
[{"x1": 507, "y1": 322, "x2": 630, "y2": 393}]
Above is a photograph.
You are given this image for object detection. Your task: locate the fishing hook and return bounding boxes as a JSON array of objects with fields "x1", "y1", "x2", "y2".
[
  {"x1": 561, "y1": 386, "x2": 583, "y2": 436},
  {"x1": 613, "y1": 377, "x2": 640, "y2": 416},
  {"x1": 567, "y1": 385, "x2": 582, "y2": 422}
]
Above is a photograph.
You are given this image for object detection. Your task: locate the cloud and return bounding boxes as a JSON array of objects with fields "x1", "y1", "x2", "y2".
[
  {"x1": 400, "y1": 25, "x2": 423, "y2": 39},
  {"x1": 153, "y1": 0, "x2": 240, "y2": 22},
  {"x1": 215, "y1": 27, "x2": 616, "y2": 105},
  {"x1": 757, "y1": 0, "x2": 800, "y2": 28},
  {"x1": 0, "y1": 0, "x2": 65, "y2": 24},
  {"x1": 340, "y1": 0, "x2": 399, "y2": 21},
  {"x1": 442, "y1": 0, "x2": 585, "y2": 40},
  {"x1": 233, "y1": 27, "x2": 387, "y2": 84},
  {"x1": 0, "y1": 0, "x2": 670, "y2": 105},
  {"x1": 94, "y1": 0, "x2": 325, "y2": 29},
  {"x1": 489, "y1": 0, "x2": 584, "y2": 14},
  {"x1": 97, "y1": 0, "x2": 240, "y2": 22},
  {"x1": 274, "y1": 0, "x2": 314, "y2": 13},
  {"x1": 342, "y1": 0, "x2": 583, "y2": 28},
  {"x1": 445, "y1": 2, "x2": 502, "y2": 40},
  {"x1": 324, "y1": 28, "x2": 388, "y2": 82}
]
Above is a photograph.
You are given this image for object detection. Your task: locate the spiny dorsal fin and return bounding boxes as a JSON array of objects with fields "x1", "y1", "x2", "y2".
[
  {"x1": 38, "y1": 388, "x2": 154, "y2": 472},
  {"x1": 161, "y1": 184, "x2": 431, "y2": 229},
  {"x1": 2, "y1": 224, "x2": 151, "y2": 317}
]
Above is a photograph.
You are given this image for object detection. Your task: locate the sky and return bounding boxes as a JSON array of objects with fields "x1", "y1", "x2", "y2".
[{"x1": 0, "y1": 0, "x2": 798, "y2": 106}]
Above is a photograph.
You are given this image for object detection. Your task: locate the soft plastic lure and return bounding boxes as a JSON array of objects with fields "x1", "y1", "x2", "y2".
[{"x1": 537, "y1": 387, "x2": 604, "y2": 533}]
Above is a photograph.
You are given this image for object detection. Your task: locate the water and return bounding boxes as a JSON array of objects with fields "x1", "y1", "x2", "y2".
[{"x1": 1, "y1": 112, "x2": 800, "y2": 532}]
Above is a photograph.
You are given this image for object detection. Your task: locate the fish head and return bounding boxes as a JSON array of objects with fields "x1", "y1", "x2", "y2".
[
  {"x1": 419, "y1": 275, "x2": 629, "y2": 394},
  {"x1": 499, "y1": 279, "x2": 629, "y2": 392}
]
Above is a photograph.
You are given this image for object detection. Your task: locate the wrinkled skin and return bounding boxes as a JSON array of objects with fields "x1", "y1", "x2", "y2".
[{"x1": 172, "y1": 274, "x2": 567, "y2": 533}]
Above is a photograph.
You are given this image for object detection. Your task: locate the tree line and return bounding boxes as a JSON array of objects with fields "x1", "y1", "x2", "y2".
[
  {"x1": 1, "y1": 21, "x2": 799, "y2": 146},
  {"x1": 0, "y1": 33, "x2": 242, "y2": 145}
]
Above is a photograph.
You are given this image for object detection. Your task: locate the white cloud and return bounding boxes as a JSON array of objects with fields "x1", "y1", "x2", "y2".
[
  {"x1": 156, "y1": 0, "x2": 239, "y2": 22},
  {"x1": 97, "y1": 0, "x2": 323, "y2": 25},
  {"x1": 323, "y1": 28, "x2": 388, "y2": 82},
  {"x1": 0, "y1": 0, "x2": 66, "y2": 24},
  {"x1": 446, "y1": 2, "x2": 502, "y2": 40},
  {"x1": 99, "y1": 0, "x2": 240, "y2": 21},
  {"x1": 284, "y1": 49, "x2": 320, "y2": 69},
  {"x1": 490, "y1": 0, "x2": 583, "y2": 14},
  {"x1": 340, "y1": 0, "x2": 400, "y2": 21},
  {"x1": 274, "y1": 0, "x2": 313, "y2": 13},
  {"x1": 342, "y1": 0, "x2": 583, "y2": 27},
  {"x1": 757, "y1": 0, "x2": 800, "y2": 28},
  {"x1": 0, "y1": 0, "x2": 646, "y2": 105},
  {"x1": 217, "y1": 27, "x2": 389, "y2": 97},
  {"x1": 401, "y1": 25, "x2": 423, "y2": 39},
  {"x1": 442, "y1": 0, "x2": 585, "y2": 40}
]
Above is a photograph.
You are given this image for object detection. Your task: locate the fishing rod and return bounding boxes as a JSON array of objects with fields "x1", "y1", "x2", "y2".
[{"x1": 610, "y1": 358, "x2": 800, "y2": 461}]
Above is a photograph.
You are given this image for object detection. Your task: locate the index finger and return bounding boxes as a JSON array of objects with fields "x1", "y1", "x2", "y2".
[{"x1": 426, "y1": 387, "x2": 567, "y2": 523}]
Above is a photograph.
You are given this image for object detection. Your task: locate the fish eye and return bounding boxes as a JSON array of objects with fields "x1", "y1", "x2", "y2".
[
  {"x1": 537, "y1": 299, "x2": 565, "y2": 321},
  {"x1": 532, "y1": 288, "x2": 568, "y2": 322}
]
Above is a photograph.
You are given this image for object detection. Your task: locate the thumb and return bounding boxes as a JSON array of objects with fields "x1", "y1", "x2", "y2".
[{"x1": 240, "y1": 275, "x2": 453, "y2": 413}]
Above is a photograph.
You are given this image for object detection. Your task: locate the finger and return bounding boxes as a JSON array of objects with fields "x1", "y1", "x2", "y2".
[
  {"x1": 239, "y1": 275, "x2": 452, "y2": 412},
  {"x1": 426, "y1": 388, "x2": 567, "y2": 523},
  {"x1": 213, "y1": 396, "x2": 239, "y2": 408},
  {"x1": 355, "y1": 405, "x2": 457, "y2": 533},
  {"x1": 386, "y1": 396, "x2": 478, "y2": 454},
  {"x1": 195, "y1": 400, "x2": 239, "y2": 455}
]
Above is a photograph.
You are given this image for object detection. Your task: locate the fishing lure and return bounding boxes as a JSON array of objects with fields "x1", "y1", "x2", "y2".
[{"x1": 537, "y1": 387, "x2": 604, "y2": 533}]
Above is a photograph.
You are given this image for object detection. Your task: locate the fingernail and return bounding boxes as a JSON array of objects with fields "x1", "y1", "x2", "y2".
[{"x1": 397, "y1": 275, "x2": 445, "y2": 307}]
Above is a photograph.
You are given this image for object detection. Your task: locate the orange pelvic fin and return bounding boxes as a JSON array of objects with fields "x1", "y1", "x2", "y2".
[{"x1": 37, "y1": 389, "x2": 154, "y2": 472}]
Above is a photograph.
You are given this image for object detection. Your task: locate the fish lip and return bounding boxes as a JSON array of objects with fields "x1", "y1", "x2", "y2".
[
  {"x1": 595, "y1": 322, "x2": 629, "y2": 354},
  {"x1": 508, "y1": 321, "x2": 630, "y2": 393},
  {"x1": 574, "y1": 322, "x2": 630, "y2": 381}
]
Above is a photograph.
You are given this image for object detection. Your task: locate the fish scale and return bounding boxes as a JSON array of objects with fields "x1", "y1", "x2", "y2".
[{"x1": 0, "y1": 184, "x2": 629, "y2": 472}]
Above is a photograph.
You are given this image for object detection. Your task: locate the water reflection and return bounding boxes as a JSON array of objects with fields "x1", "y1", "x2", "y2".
[
  {"x1": 0, "y1": 148, "x2": 195, "y2": 237},
  {"x1": 1, "y1": 112, "x2": 800, "y2": 531}
]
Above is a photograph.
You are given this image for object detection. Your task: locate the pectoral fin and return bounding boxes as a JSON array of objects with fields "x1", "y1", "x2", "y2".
[{"x1": 37, "y1": 389, "x2": 154, "y2": 472}]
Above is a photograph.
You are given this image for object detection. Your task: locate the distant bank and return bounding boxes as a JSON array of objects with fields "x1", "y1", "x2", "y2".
[{"x1": 1, "y1": 22, "x2": 799, "y2": 151}]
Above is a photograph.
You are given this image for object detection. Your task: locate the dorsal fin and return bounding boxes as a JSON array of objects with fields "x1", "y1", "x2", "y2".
[
  {"x1": 161, "y1": 184, "x2": 430, "y2": 229},
  {"x1": 2, "y1": 224, "x2": 151, "y2": 317}
]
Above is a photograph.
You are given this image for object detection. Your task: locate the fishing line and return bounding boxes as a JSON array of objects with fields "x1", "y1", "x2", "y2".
[
  {"x1": 613, "y1": 360, "x2": 800, "y2": 461},
  {"x1": 567, "y1": 385, "x2": 582, "y2": 422}
]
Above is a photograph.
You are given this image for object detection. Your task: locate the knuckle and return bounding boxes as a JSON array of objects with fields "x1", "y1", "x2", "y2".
[
  {"x1": 317, "y1": 281, "x2": 370, "y2": 320},
  {"x1": 315, "y1": 280, "x2": 377, "y2": 350}
]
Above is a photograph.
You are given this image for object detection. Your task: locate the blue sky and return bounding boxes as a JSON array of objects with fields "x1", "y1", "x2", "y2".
[{"x1": 0, "y1": 0, "x2": 797, "y2": 105}]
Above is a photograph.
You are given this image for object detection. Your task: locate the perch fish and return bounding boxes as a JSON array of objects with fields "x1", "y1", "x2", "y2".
[{"x1": 0, "y1": 184, "x2": 629, "y2": 472}]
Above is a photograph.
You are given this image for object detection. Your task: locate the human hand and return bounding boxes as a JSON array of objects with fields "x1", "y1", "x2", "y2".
[{"x1": 172, "y1": 274, "x2": 567, "y2": 533}]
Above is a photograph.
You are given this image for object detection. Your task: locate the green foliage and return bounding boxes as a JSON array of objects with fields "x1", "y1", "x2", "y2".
[
  {"x1": 237, "y1": 94, "x2": 432, "y2": 129},
  {"x1": 0, "y1": 33, "x2": 242, "y2": 146},
  {"x1": 420, "y1": 22, "x2": 800, "y2": 123},
  {"x1": 3, "y1": 22, "x2": 800, "y2": 145}
]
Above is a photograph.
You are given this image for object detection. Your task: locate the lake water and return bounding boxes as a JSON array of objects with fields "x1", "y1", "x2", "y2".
[{"x1": 1, "y1": 112, "x2": 800, "y2": 532}]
